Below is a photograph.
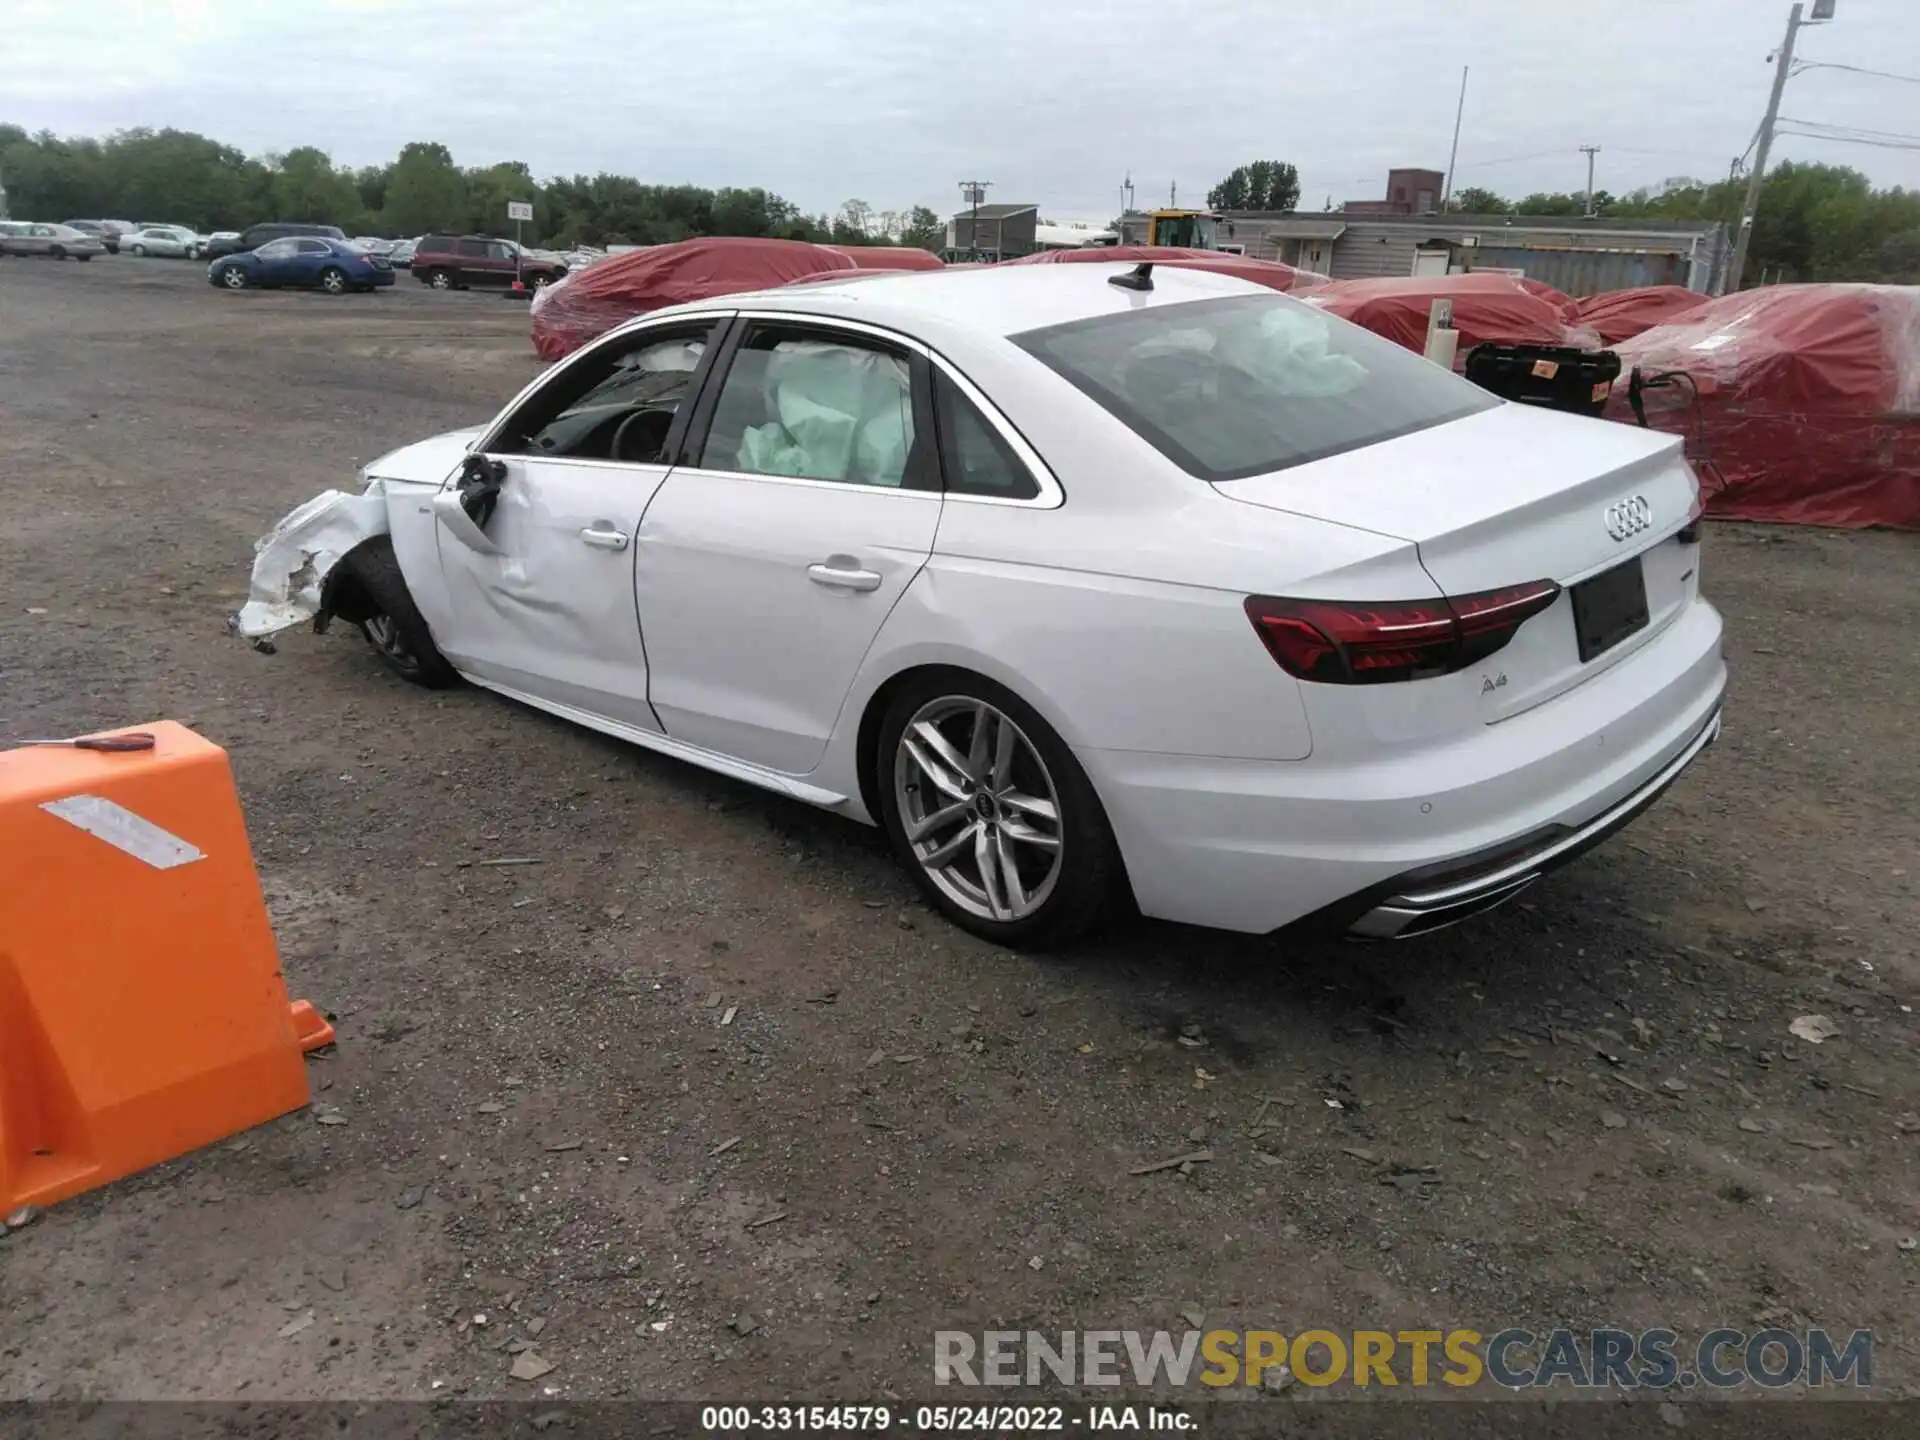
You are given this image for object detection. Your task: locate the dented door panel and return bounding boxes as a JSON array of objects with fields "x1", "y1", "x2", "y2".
[{"x1": 431, "y1": 456, "x2": 667, "y2": 731}]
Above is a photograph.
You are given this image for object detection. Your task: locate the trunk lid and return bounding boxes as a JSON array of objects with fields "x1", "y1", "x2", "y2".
[{"x1": 1216, "y1": 402, "x2": 1702, "y2": 732}]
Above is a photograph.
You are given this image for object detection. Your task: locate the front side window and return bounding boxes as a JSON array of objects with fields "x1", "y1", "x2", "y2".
[
  {"x1": 488, "y1": 242, "x2": 516, "y2": 262},
  {"x1": 1016, "y1": 293, "x2": 1498, "y2": 481},
  {"x1": 496, "y1": 326, "x2": 715, "y2": 463},
  {"x1": 698, "y1": 326, "x2": 920, "y2": 488}
]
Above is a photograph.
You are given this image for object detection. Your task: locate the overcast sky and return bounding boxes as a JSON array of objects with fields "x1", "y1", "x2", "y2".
[{"x1": 8, "y1": 0, "x2": 1919, "y2": 220}]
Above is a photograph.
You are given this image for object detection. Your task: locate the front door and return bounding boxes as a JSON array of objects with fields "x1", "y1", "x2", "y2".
[
  {"x1": 426, "y1": 318, "x2": 727, "y2": 731},
  {"x1": 252, "y1": 238, "x2": 303, "y2": 283},
  {"x1": 634, "y1": 318, "x2": 942, "y2": 775}
]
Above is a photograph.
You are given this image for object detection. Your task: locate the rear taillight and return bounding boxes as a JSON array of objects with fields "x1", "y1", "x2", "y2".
[{"x1": 1245, "y1": 580, "x2": 1561, "y2": 685}]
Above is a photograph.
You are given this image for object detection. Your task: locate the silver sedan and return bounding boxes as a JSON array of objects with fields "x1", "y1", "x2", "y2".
[
  {"x1": 0, "y1": 222, "x2": 106, "y2": 260},
  {"x1": 123, "y1": 226, "x2": 204, "y2": 259}
]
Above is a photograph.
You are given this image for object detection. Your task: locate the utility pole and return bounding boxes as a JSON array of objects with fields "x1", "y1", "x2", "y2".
[
  {"x1": 1727, "y1": 1, "x2": 1835, "y2": 292},
  {"x1": 959, "y1": 180, "x2": 991, "y2": 261},
  {"x1": 1442, "y1": 66, "x2": 1469, "y2": 208},
  {"x1": 1169, "y1": 179, "x2": 1178, "y2": 208},
  {"x1": 1579, "y1": 145, "x2": 1602, "y2": 216}
]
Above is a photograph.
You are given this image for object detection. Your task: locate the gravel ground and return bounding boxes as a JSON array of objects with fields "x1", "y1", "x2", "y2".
[{"x1": 1, "y1": 258, "x2": 1916, "y2": 1411}]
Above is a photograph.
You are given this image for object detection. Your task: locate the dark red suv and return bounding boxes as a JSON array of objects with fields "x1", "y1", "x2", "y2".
[{"x1": 412, "y1": 234, "x2": 567, "y2": 291}]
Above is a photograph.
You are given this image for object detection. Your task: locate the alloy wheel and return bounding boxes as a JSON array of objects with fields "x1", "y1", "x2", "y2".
[
  {"x1": 362, "y1": 614, "x2": 419, "y2": 674},
  {"x1": 222, "y1": 268, "x2": 246, "y2": 289},
  {"x1": 893, "y1": 697, "x2": 1063, "y2": 923},
  {"x1": 429, "y1": 270, "x2": 451, "y2": 290},
  {"x1": 320, "y1": 269, "x2": 346, "y2": 294}
]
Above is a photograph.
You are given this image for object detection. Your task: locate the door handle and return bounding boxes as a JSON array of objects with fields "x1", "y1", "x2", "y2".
[
  {"x1": 807, "y1": 562, "x2": 882, "y2": 592},
  {"x1": 579, "y1": 525, "x2": 630, "y2": 551}
]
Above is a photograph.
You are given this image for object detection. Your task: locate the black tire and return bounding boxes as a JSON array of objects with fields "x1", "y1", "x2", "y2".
[
  {"x1": 49, "y1": 245, "x2": 66, "y2": 260},
  {"x1": 76, "y1": 254, "x2": 92, "y2": 262},
  {"x1": 875, "y1": 670, "x2": 1120, "y2": 949},
  {"x1": 337, "y1": 537, "x2": 460, "y2": 688},
  {"x1": 318, "y1": 266, "x2": 347, "y2": 295}
]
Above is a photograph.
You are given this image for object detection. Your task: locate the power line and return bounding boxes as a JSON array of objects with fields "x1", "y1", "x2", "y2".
[
  {"x1": 1451, "y1": 146, "x2": 1572, "y2": 171},
  {"x1": 1791, "y1": 59, "x2": 1920, "y2": 86},
  {"x1": 1776, "y1": 128, "x2": 1920, "y2": 152},
  {"x1": 1778, "y1": 116, "x2": 1920, "y2": 144}
]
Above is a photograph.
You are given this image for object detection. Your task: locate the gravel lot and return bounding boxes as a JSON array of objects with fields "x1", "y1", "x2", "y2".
[{"x1": 2, "y1": 257, "x2": 1916, "y2": 1411}]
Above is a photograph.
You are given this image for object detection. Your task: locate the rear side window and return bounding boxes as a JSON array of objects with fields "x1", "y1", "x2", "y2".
[
  {"x1": 932, "y1": 371, "x2": 1039, "y2": 500},
  {"x1": 1015, "y1": 294, "x2": 1498, "y2": 481},
  {"x1": 697, "y1": 324, "x2": 928, "y2": 489},
  {"x1": 456, "y1": 238, "x2": 489, "y2": 258},
  {"x1": 421, "y1": 234, "x2": 456, "y2": 252}
]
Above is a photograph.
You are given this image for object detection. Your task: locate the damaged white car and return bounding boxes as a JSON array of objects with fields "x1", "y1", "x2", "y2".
[{"x1": 241, "y1": 264, "x2": 1723, "y2": 947}]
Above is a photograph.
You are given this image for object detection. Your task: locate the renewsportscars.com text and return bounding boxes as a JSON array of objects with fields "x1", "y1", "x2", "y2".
[{"x1": 934, "y1": 1327, "x2": 1872, "y2": 1391}]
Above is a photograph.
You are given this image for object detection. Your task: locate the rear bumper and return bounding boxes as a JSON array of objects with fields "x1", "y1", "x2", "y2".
[
  {"x1": 1083, "y1": 596, "x2": 1725, "y2": 935},
  {"x1": 1345, "y1": 703, "x2": 1719, "y2": 937}
]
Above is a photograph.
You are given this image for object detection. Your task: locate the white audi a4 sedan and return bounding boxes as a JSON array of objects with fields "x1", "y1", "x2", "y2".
[{"x1": 258, "y1": 262, "x2": 1724, "y2": 947}]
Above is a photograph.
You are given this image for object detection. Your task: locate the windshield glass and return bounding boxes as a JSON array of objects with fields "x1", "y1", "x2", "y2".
[{"x1": 1015, "y1": 293, "x2": 1498, "y2": 480}]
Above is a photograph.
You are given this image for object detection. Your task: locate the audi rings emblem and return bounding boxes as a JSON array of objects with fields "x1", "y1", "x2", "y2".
[{"x1": 1605, "y1": 495, "x2": 1653, "y2": 542}]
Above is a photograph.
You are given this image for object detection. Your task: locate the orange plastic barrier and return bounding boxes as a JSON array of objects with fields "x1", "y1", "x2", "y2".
[{"x1": 0, "y1": 722, "x2": 330, "y2": 1213}]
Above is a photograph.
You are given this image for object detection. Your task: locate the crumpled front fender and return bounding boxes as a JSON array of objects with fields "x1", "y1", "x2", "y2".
[{"x1": 233, "y1": 482, "x2": 391, "y2": 639}]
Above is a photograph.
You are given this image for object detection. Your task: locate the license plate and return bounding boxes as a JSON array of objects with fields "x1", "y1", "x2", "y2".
[{"x1": 1571, "y1": 556, "x2": 1649, "y2": 662}]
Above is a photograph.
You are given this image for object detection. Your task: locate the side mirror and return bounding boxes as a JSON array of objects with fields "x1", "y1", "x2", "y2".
[{"x1": 432, "y1": 485, "x2": 502, "y2": 555}]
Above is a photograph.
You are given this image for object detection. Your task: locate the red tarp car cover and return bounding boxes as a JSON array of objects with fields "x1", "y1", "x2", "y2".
[
  {"x1": 1306, "y1": 273, "x2": 1594, "y2": 356},
  {"x1": 529, "y1": 237, "x2": 857, "y2": 360},
  {"x1": 1007, "y1": 245, "x2": 1326, "y2": 293},
  {"x1": 1513, "y1": 276, "x2": 1581, "y2": 323},
  {"x1": 1605, "y1": 284, "x2": 1920, "y2": 530},
  {"x1": 827, "y1": 245, "x2": 944, "y2": 271},
  {"x1": 1577, "y1": 285, "x2": 1713, "y2": 345}
]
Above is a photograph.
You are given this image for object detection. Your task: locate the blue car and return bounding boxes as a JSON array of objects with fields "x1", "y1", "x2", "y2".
[{"x1": 207, "y1": 236, "x2": 395, "y2": 294}]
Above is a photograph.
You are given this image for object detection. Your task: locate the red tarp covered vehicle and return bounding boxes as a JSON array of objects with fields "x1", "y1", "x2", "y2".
[
  {"x1": 827, "y1": 245, "x2": 944, "y2": 271},
  {"x1": 1007, "y1": 245, "x2": 1326, "y2": 293},
  {"x1": 1606, "y1": 284, "x2": 1920, "y2": 530},
  {"x1": 1577, "y1": 285, "x2": 1713, "y2": 345},
  {"x1": 1305, "y1": 273, "x2": 1596, "y2": 356},
  {"x1": 529, "y1": 237, "x2": 857, "y2": 360}
]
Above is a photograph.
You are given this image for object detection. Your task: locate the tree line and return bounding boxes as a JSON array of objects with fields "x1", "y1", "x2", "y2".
[
  {"x1": 1202, "y1": 155, "x2": 1919, "y2": 284},
  {"x1": 1445, "y1": 163, "x2": 1920, "y2": 284},
  {"x1": 0, "y1": 125, "x2": 949, "y2": 251}
]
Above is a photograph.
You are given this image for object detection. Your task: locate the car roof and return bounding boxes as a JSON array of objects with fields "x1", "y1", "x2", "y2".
[{"x1": 659, "y1": 262, "x2": 1273, "y2": 341}]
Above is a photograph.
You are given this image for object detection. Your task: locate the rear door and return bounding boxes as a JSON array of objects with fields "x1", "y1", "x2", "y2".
[
  {"x1": 424, "y1": 316, "x2": 728, "y2": 729},
  {"x1": 633, "y1": 315, "x2": 943, "y2": 774},
  {"x1": 455, "y1": 238, "x2": 490, "y2": 285}
]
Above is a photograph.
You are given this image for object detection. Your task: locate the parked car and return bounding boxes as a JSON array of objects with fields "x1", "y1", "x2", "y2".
[
  {"x1": 239, "y1": 264, "x2": 1725, "y2": 947},
  {"x1": 124, "y1": 225, "x2": 205, "y2": 259},
  {"x1": 62, "y1": 220, "x2": 121, "y2": 253},
  {"x1": 207, "y1": 236, "x2": 395, "y2": 294},
  {"x1": 0, "y1": 222, "x2": 105, "y2": 260},
  {"x1": 412, "y1": 233, "x2": 567, "y2": 291},
  {"x1": 388, "y1": 238, "x2": 417, "y2": 269},
  {"x1": 204, "y1": 221, "x2": 346, "y2": 261},
  {"x1": 352, "y1": 236, "x2": 397, "y2": 255}
]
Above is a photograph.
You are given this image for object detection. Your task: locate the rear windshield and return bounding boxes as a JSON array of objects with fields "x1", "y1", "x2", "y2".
[{"x1": 1015, "y1": 293, "x2": 1498, "y2": 481}]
